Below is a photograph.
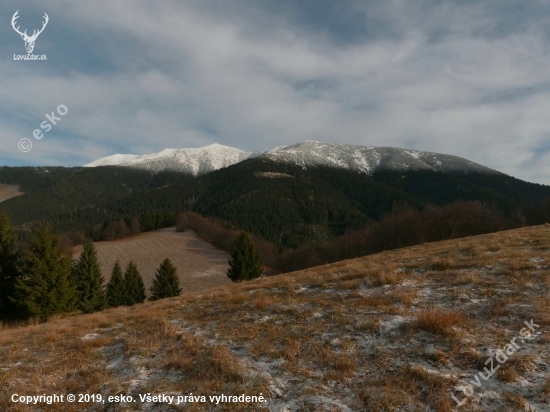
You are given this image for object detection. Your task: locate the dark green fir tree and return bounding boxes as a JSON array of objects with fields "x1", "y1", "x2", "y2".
[
  {"x1": 149, "y1": 258, "x2": 181, "y2": 301},
  {"x1": 0, "y1": 212, "x2": 20, "y2": 321},
  {"x1": 106, "y1": 260, "x2": 126, "y2": 308},
  {"x1": 124, "y1": 261, "x2": 146, "y2": 305},
  {"x1": 72, "y1": 238, "x2": 106, "y2": 313},
  {"x1": 13, "y1": 223, "x2": 76, "y2": 320},
  {"x1": 227, "y1": 232, "x2": 263, "y2": 282}
]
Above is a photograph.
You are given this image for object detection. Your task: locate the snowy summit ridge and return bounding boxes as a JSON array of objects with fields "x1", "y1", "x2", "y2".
[
  {"x1": 263, "y1": 140, "x2": 498, "y2": 174},
  {"x1": 84, "y1": 143, "x2": 254, "y2": 176},
  {"x1": 85, "y1": 140, "x2": 499, "y2": 176}
]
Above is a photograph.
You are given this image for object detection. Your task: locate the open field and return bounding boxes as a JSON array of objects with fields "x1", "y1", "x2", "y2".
[
  {"x1": 3, "y1": 225, "x2": 550, "y2": 411},
  {"x1": 0, "y1": 184, "x2": 22, "y2": 203},
  {"x1": 72, "y1": 228, "x2": 232, "y2": 294}
]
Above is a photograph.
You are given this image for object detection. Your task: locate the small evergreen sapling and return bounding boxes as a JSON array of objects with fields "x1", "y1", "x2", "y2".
[
  {"x1": 227, "y1": 232, "x2": 263, "y2": 282},
  {"x1": 106, "y1": 260, "x2": 126, "y2": 307},
  {"x1": 149, "y1": 258, "x2": 181, "y2": 301},
  {"x1": 72, "y1": 238, "x2": 106, "y2": 313}
]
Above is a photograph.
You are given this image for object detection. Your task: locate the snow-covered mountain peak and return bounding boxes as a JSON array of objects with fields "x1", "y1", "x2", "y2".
[
  {"x1": 85, "y1": 141, "x2": 499, "y2": 176},
  {"x1": 84, "y1": 144, "x2": 254, "y2": 175},
  {"x1": 261, "y1": 141, "x2": 498, "y2": 175}
]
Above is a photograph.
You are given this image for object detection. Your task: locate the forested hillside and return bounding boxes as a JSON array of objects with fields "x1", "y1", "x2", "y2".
[{"x1": 1, "y1": 159, "x2": 550, "y2": 249}]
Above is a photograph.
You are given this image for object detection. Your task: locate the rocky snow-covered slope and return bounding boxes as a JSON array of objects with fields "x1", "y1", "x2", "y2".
[
  {"x1": 85, "y1": 140, "x2": 499, "y2": 176},
  {"x1": 263, "y1": 141, "x2": 498, "y2": 174},
  {"x1": 84, "y1": 144, "x2": 254, "y2": 176}
]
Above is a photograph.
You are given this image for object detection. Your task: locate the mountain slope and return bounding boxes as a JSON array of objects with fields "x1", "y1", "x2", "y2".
[
  {"x1": 84, "y1": 140, "x2": 500, "y2": 176},
  {"x1": 262, "y1": 140, "x2": 499, "y2": 174},
  {"x1": 0, "y1": 167, "x2": 158, "y2": 230},
  {"x1": 85, "y1": 143, "x2": 254, "y2": 175},
  {"x1": 2, "y1": 156, "x2": 550, "y2": 248},
  {"x1": 2, "y1": 225, "x2": 549, "y2": 411}
]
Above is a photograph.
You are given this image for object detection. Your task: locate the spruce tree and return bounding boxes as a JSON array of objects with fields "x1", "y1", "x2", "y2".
[
  {"x1": 72, "y1": 238, "x2": 106, "y2": 313},
  {"x1": 124, "y1": 261, "x2": 146, "y2": 305},
  {"x1": 227, "y1": 232, "x2": 263, "y2": 282},
  {"x1": 106, "y1": 260, "x2": 126, "y2": 307},
  {"x1": 13, "y1": 223, "x2": 76, "y2": 320},
  {"x1": 0, "y1": 212, "x2": 20, "y2": 321},
  {"x1": 149, "y1": 258, "x2": 181, "y2": 301}
]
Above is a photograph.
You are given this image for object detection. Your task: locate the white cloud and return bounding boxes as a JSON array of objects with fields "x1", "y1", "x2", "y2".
[{"x1": 0, "y1": 0, "x2": 549, "y2": 184}]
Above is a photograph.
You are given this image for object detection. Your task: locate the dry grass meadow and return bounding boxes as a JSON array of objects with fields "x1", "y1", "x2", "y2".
[
  {"x1": 0, "y1": 184, "x2": 23, "y2": 203},
  {"x1": 2, "y1": 225, "x2": 550, "y2": 411},
  {"x1": 72, "y1": 228, "x2": 233, "y2": 294}
]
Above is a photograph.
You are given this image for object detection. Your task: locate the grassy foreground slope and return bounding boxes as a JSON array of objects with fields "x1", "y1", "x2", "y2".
[
  {"x1": 2, "y1": 226, "x2": 550, "y2": 411},
  {"x1": 71, "y1": 228, "x2": 232, "y2": 294}
]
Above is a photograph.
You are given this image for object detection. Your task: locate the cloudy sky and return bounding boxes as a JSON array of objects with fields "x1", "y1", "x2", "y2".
[{"x1": 1, "y1": 1, "x2": 549, "y2": 184}]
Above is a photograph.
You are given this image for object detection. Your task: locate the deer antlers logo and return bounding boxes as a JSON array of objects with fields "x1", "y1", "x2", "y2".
[{"x1": 11, "y1": 11, "x2": 49, "y2": 54}]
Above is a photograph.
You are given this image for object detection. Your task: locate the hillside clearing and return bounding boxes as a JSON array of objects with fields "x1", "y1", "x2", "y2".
[
  {"x1": 0, "y1": 184, "x2": 23, "y2": 203},
  {"x1": 72, "y1": 228, "x2": 232, "y2": 294},
  {"x1": 2, "y1": 225, "x2": 550, "y2": 411}
]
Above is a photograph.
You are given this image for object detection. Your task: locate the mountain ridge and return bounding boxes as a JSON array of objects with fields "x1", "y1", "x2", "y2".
[
  {"x1": 84, "y1": 143, "x2": 254, "y2": 176},
  {"x1": 6, "y1": 141, "x2": 548, "y2": 250},
  {"x1": 85, "y1": 140, "x2": 501, "y2": 176}
]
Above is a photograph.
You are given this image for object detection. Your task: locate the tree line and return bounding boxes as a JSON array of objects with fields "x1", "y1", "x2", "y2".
[
  {"x1": 8, "y1": 161, "x2": 550, "y2": 253},
  {"x1": 0, "y1": 212, "x2": 181, "y2": 323},
  {"x1": 176, "y1": 199, "x2": 540, "y2": 274}
]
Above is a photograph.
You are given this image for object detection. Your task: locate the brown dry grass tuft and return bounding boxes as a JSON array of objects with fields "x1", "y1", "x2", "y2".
[
  {"x1": 77, "y1": 335, "x2": 113, "y2": 352},
  {"x1": 228, "y1": 293, "x2": 248, "y2": 305},
  {"x1": 415, "y1": 308, "x2": 467, "y2": 335},
  {"x1": 251, "y1": 295, "x2": 274, "y2": 310},
  {"x1": 543, "y1": 377, "x2": 550, "y2": 398},
  {"x1": 452, "y1": 272, "x2": 480, "y2": 285},
  {"x1": 357, "y1": 317, "x2": 380, "y2": 333},
  {"x1": 161, "y1": 331, "x2": 246, "y2": 383},
  {"x1": 497, "y1": 365, "x2": 520, "y2": 382},
  {"x1": 503, "y1": 392, "x2": 528, "y2": 409},
  {"x1": 372, "y1": 271, "x2": 400, "y2": 286},
  {"x1": 429, "y1": 258, "x2": 453, "y2": 271}
]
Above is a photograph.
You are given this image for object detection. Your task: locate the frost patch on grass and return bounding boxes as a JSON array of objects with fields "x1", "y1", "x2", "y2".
[
  {"x1": 81, "y1": 333, "x2": 100, "y2": 340},
  {"x1": 380, "y1": 315, "x2": 413, "y2": 332},
  {"x1": 101, "y1": 342, "x2": 137, "y2": 380},
  {"x1": 128, "y1": 365, "x2": 150, "y2": 392}
]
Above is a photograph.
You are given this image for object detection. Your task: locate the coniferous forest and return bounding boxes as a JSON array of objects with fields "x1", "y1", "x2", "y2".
[
  {"x1": 2, "y1": 159, "x2": 550, "y2": 249},
  {"x1": 0, "y1": 212, "x2": 181, "y2": 322}
]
